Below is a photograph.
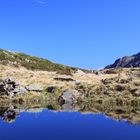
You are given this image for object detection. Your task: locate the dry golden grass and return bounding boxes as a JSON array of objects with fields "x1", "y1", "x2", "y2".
[
  {"x1": 0, "y1": 64, "x2": 140, "y2": 96},
  {"x1": 0, "y1": 64, "x2": 118, "y2": 88},
  {"x1": 0, "y1": 64, "x2": 76, "y2": 89}
]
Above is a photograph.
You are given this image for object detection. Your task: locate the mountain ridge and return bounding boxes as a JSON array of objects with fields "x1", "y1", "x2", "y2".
[{"x1": 105, "y1": 52, "x2": 140, "y2": 69}]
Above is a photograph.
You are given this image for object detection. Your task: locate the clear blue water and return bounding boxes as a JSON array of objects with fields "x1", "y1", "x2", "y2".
[{"x1": 0, "y1": 109, "x2": 140, "y2": 140}]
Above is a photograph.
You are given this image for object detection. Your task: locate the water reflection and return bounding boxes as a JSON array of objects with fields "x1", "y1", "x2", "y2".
[
  {"x1": 0, "y1": 95, "x2": 140, "y2": 125},
  {"x1": 0, "y1": 106, "x2": 19, "y2": 123}
]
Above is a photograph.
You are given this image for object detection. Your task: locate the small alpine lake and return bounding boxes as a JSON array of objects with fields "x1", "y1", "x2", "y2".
[{"x1": 0, "y1": 108, "x2": 140, "y2": 140}]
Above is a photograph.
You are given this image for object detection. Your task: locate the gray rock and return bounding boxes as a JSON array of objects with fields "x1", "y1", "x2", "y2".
[
  {"x1": 25, "y1": 84, "x2": 44, "y2": 92},
  {"x1": 60, "y1": 90, "x2": 81, "y2": 105},
  {"x1": 0, "y1": 78, "x2": 28, "y2": 97},
  {"x1": 59, "y1": 90, "x2": 82, "y2": 111},
  {"x1": 54, "y1": 77, "x2": 75, "y2": 82},
  {"x1": 75, "y1": 80, "x2": 81, "y2": 85}
]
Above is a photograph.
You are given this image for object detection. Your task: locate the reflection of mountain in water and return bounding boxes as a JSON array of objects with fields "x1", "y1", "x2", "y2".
[{"x1": 1, "y1": 94, "x2": 140, "y2": 125}]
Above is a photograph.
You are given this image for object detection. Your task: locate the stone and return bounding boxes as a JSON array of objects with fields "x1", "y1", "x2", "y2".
[
  {"x1": 0, "y1": 78, "x2": 28, "y2": 97},
  {"x1": 59, "y1": 90, "x2": 81, "y2": 105},
  {"x1": 75, "y1": 80, "x2": 81, "y2": 85},
  {"x1": 25, "y1": 84, "x2": 44, "y2": 92},
  {"x1": 46, "y1": 86, "x2": 57, "y2": 93},
  {"x1": 75, "y1": 69, "x2": 85, "y2": 75},
  {"x1": 132, "y1": 89, "x2": 140, "y2": 97},
  {"x1": 54, "y1": 77, "x2": 75, "y2": 82},
  {"x1": 119, "y1": 79, "x2": 130, "y2": 84},
  {"x1": 59, "y1": 90, "x2": 82, "y2": 111},
  {"x1": 101, "y1": 78, "x2": 119, "y2": 85}
]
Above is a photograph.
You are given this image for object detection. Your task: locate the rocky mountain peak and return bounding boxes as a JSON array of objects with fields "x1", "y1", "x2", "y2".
[{"x1": 105, "y1": 52, "x2": 140, "y2": 69}]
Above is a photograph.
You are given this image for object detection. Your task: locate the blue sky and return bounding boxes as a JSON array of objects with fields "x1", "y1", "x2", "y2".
[{"x1": 0, "y1": 0, "x2": 140, "y2": 69}]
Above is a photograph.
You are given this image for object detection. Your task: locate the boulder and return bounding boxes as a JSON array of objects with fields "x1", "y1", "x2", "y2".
[
  {"x1": 25, "y1": 84, "x2": 44, "y2": 92},
  {"x1": 75, "y1": 80, "x2": 81, "y2": 85},
  {"x1": 0, "y1": 78, "x2": 28, "y2": 97},
  {"x1": 46, "y1": 86, "x2": 57, "y2": 93},
  {"x1": 59, "y1": 90, "x2": 82, "y2": 111},
  {"x1": 59, "y1": 90, "x2": 81, "y2": 105}
]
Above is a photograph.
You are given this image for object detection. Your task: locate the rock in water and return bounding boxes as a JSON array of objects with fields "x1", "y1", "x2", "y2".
[
  {"x1": 59, "y1": 90, "x2": 82, "y2": 111},
  {"x1": 62, "y1": 90, "x2": 77, "y2": 103},
  {"x1": 59, "y1": 90, "x2": 80, "y2": 106}
]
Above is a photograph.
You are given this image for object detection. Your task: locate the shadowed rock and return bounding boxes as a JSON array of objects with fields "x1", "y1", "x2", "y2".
[{"x1": 54, "y1": 77, "x2": 75, "y2": 82}]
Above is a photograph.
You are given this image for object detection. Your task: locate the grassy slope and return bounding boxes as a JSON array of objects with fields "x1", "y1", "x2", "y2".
[{"x1": 0, "y1": 49, "x2": 84, "y2": 75}]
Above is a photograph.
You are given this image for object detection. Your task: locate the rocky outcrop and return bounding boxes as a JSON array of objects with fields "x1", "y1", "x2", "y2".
[
  {"x1": 0, "y1": 78, "x2": 28, "y2": 97},
  {"x1": 105, "y1": 52, "x2": 140, "y2": 69}
]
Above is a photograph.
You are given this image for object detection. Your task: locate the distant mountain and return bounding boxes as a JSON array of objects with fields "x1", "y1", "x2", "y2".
[
  {"x1": 105, "y1": 52, "x2": 140, "y2": 69},
  {"x1": 0, "y1": 49, "x2": 86, "y2": 75}
]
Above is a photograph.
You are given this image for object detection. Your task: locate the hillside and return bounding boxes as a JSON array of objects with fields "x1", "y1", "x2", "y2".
[
  {"x1": 0, "y1": 49, "x2": 140, "y2": 114},
  {"x1": 0, "y1": 49, "x2": 82, "y2": 75},
  {"x1": 105, "y1": 52, "x2": 140, "y2": 69}
]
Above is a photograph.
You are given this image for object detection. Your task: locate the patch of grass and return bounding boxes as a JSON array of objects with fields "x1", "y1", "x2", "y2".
[{"x1": 0, "y1": 49, "x2": 86, "y2": 75}]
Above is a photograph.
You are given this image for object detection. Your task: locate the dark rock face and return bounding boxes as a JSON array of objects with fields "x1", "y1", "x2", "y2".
[
  {"x1": 0, "y1": 78, "x2": 28, "y2": 97},
  {"x1": 105, "y1": 52, "x2": 140, "y2": 69}
]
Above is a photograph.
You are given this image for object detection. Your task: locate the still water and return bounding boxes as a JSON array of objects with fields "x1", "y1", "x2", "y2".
[{"x1": 0, "y1": 109, "x2": 140, "y2": 140}]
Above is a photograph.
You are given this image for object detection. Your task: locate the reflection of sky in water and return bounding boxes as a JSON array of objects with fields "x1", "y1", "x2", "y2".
[{"x1": 0, "y1": 110, "x2": 140, "y2": 140}]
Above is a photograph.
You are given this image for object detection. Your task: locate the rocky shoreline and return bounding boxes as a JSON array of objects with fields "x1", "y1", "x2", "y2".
[
  {"x1": 0, "y1": 73, "x2": 140, "y2": 125},
  {"x1": 0, "y1": 65, "x2": 140, "y2": 125}
]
